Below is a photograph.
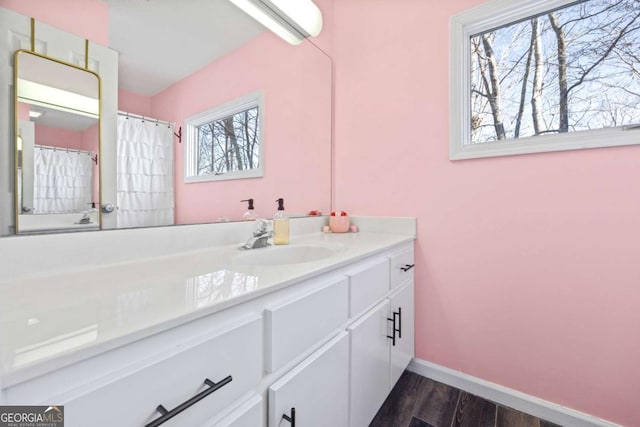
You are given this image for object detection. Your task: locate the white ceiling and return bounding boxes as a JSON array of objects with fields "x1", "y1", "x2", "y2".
[
  {"x1": 29, "y1": 105, "x2": 98, "y2": 131},
  {"x1": 104, "y1": 0, "x2": 266, "y2": 96}
]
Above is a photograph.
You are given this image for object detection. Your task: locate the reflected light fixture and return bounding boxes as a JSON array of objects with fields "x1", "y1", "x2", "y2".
[
  {"x1": 17, "y1": 135, "x2": 23, "y2": 151},
  {"x1": 28, "y1": 110, "x2": 42, "y2": 118},
  {"x1": 230, "y1": 0, "x2": 323, "y2": 46}
]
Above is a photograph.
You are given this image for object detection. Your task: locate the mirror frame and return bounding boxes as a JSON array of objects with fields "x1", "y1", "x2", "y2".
[{"x1": 13, "y1": 49, "x2": 102, "y2": 234}]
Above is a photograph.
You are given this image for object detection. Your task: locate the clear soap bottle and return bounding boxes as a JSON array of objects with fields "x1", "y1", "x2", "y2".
[
  {"x1": 273, "y1": 198, "x2": 289, "y2": 245},
  {"x1": 241, "y1": 198, "x2": 255, "y2": 221}
]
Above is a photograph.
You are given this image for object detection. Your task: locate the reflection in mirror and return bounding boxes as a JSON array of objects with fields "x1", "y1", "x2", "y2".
[
  {"x1": 108, "y1": 0, "x2": 332, "y2": 225},
  {"x1": 14, "y1": 51, "x2": 100, "y2": 234},
  {"x1": 0, "y1": 0, "x2": 332, "y2": 236},
  {"x1": 184, "y1": 92, "x2": 264, "y2": 183}
]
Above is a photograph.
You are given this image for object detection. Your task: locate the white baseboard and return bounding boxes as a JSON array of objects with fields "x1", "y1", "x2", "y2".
[{"x1": 408, "y1": 358, "x2": 620, "y2": 427}]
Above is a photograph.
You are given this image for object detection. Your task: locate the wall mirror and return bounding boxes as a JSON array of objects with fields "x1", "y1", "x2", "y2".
[
  {"x1": 14, "y1": 50, "x2": 101, "y2": 235},
  {"x1": 1, "y1": 0, "x2": 332, "y2": 236},
  {"x1": 106, "y1": 0, "x2": 332, "y2": 227}
]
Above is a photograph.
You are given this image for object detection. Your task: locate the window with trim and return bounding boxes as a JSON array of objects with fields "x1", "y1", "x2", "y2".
[
  {"x1": 450, "y1": 0, "x2": 640, "y2": 159},
  {"x1": 184, "y1": 92, "x2": 263, "y2": 182}
]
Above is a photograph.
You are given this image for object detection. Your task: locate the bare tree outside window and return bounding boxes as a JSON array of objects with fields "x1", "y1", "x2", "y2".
[
  {"x1": 470, "y1": 0, "x2": 640, "y2": 144},
  {"x1": 196, "y1": 106, "x2": 260, "y2": 175}
]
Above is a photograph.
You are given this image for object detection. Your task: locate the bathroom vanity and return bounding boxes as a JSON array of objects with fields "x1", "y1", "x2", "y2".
[{"x1": 0, "y1": 217, "x2": 415, "y2": 427}]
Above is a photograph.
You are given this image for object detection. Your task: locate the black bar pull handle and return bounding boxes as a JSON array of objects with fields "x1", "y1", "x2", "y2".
[
  {"x1": 387, "y1": 313, "x2": 397, "y2": 346},
  {"x1": 400, "y1": 264, "x2": 415, "y2": 272},
  {"x1": 387, "y1": 308, "x2": 402, "y2": 346},
  {"x1": 145, "y1": 375, "x2": 232, "y2": 427},
  {"x1": 283, "y1": 407, "x2": 296, "y2": 426}
]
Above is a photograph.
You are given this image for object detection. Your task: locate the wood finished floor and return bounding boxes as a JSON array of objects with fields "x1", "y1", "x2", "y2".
[{"x1": 370, "y1": 371, "x2": 562, "y2": 427}]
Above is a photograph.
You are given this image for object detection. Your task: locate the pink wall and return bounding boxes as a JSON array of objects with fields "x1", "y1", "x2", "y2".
[
  {"x1": 118, "y1": 89, "x2": 152, "y2": 117},
  {"x1": 17, "y1": 102, "x2": 30, "y2": 120},
  {"x1": 35, "y1": 124, "x2": 83, "y2": 150},
  {"x1": 333, "y1": 1, "x2": 640, "y2": 425},
  {"x1": 0, "y1": 0, "x2": 108, "y2": 45},
  {"x1": 152, "y1": 32, "x2": 332, "y2": 223}
]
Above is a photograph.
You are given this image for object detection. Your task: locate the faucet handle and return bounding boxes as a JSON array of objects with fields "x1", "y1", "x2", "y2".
[{"x1": 254, "y1": 218, "x2": 272, "y2": 236}]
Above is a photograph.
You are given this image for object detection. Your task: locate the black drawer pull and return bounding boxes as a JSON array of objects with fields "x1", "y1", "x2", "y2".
[
  {"x1": 400, "y1": 264, "x2": 415, "y2": 272},
  {"x1": 387, "y1": 310, "x2": 402, "y2": 347},
  {"x1": 145, "y1": 375, "x2": 232, "y2": 427},
  {"x1": 283, "y1": 407, "x2": 296, "y2": 426}
]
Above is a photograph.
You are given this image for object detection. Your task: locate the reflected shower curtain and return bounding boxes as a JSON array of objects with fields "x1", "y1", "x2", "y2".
[
  {"x1": 117, "y1": 115, "x2": 174, "y2": 228},
  {"x1": 33, "y1": 147, "x2": 94, "y2": 213}
]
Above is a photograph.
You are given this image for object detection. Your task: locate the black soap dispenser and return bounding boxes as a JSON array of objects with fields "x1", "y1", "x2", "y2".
[{"x1": 241, "y1": 198, "x2": 256, "y2": 221}]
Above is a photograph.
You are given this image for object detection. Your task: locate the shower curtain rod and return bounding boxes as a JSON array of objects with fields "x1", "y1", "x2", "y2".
[
  {"x1": 118, "y1": 111, "x2": 175, "y2": 127},
  {"x1": 34, "y1": 145, "x2": 93, "y2": 155}
]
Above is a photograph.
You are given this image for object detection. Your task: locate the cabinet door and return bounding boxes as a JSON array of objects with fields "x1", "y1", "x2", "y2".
[
  {"x1": 389, "y1": 280, "x2": 415, "y2": 387},
  {"x1": 348, "y1": 300, "x2": 391, "y2": 427},
  {"x1": 206, "y1": 394, "x2": 263, "y2": 427},
  {"x1": 268, "y1": 332, "x2": 349, "y2": 427}
]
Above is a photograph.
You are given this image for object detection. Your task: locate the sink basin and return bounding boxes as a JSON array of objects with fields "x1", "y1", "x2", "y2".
[{"x1": 232, "y1": 244, "x2": 340, "y2": 265}]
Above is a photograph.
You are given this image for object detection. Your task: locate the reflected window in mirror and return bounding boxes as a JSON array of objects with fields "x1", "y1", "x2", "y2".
[{"x1": 184, "y1": 91, "x2": 264, "y2": 183}]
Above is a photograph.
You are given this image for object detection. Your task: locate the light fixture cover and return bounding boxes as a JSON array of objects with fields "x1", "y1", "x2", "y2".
[
  {"x1": 230, "y1": 0, "x2": 323, "y2": 45},
  {"x1": 269, "y1": 0, "x2": 323, "y2": 37}
]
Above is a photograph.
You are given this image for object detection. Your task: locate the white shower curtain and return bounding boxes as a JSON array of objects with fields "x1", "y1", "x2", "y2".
[
  {"x1": 117, "y1": 115, "x2": 174, "y2": 228},
  {"x1": 33, "y1": 147, "x2": 94, "y2": 213}
]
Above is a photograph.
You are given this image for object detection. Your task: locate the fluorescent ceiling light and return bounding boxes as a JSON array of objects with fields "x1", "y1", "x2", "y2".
[
  {"x1": 230, "y1": 0, "x2": 323, "y2": 46},
  {"x1": 18, "y1": 79, "x2": 99, "y2": 119},
  {"x1": 28, "y1": 110, "x2": 42, "y2": 118}
]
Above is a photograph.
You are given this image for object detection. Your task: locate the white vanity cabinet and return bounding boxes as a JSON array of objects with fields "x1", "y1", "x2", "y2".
[
  {"x1": 0, "y1": 238, "x2": 415, "y2": 427},
  {"x1": 348, "y1": 282, "x2": 415, "y2": 427},
  {"x1": 348, "y1": 256, "x2": 415, "y2": 427},
  {"x1": 269, "y1": 244, "x2": 415, "y2": 427}
]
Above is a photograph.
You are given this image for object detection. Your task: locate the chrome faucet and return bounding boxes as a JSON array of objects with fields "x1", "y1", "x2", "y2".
[
  {"x1": 240, "y1": 219, "x2": 273, "y2": 250},
  {"x1": 78, "y1": 211, "x2": 92, "y2": 224}
]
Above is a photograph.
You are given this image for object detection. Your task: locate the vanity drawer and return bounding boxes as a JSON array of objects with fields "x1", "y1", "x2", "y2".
[
  {"x1": 63, "y1": 316, "x2": 262, "y2": 427},
  {"x1": 265, "y1": 277, "x2": 348, "y2": 373},
  {"x1": 389, "y1": 246, "x2": 414, "y2": 289},
  {"x1": 347, "y1": 257, "x2": 390, "y2": 317}
]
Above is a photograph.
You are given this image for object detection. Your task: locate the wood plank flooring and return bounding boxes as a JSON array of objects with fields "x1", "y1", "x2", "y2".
[{"x1": 370, "y1": 371, "x2": 561, "y2": 427}]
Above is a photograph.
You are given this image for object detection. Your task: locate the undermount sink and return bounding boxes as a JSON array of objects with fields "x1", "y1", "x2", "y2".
[{"x1": 232, "y1": 244, "x2": 341, "y2": 265}]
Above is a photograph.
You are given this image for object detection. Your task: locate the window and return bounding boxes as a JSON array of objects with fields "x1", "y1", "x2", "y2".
[
  {"x1": 450, "y1": 0, "x2": 640, "y2": 159},
  {"x1": 185, "y1": 92, "x2": 264, "y2": 182}
]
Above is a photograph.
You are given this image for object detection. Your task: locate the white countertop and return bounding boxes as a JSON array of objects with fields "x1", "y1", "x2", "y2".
[{"x1": 0, "y1": 231, "x2": 414, "y2": 387}]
